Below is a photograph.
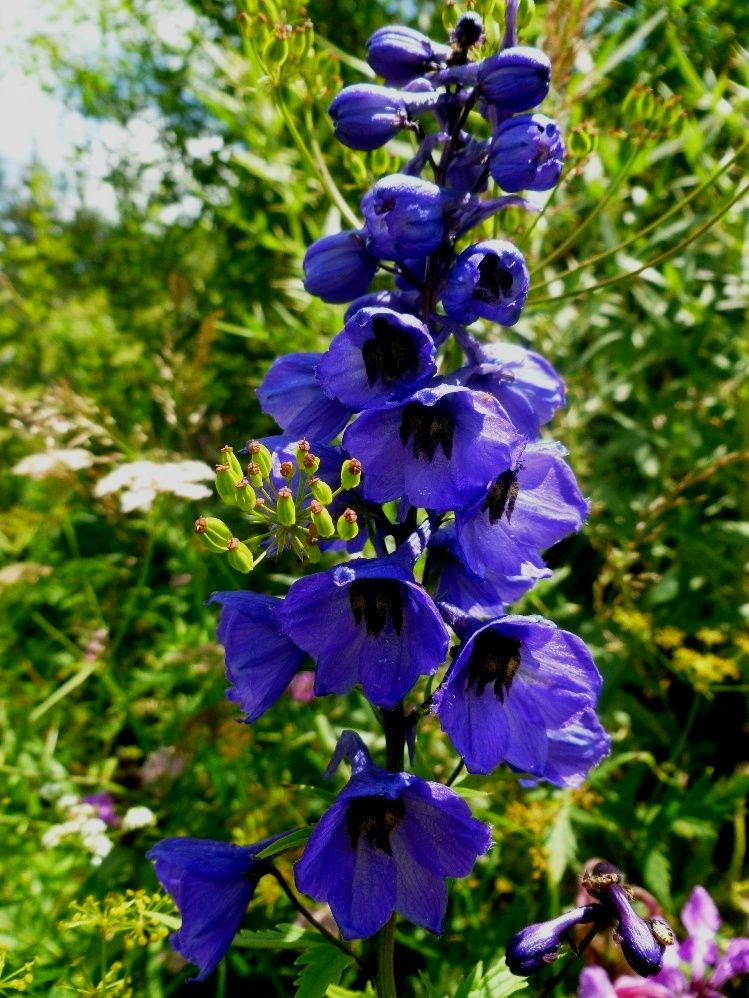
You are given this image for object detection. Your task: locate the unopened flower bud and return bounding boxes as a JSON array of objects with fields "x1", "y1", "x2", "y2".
[
  {"x1": 195, "y1": 516, "x2": 233, "y2": 552},
  {"x1": 280, "y1": 460, "x2": 295, "y2": 480},
  {"x1": 329, "y1": 84, "x2": 439, "y2": 151},
  {"x1": 215, "y1": 464, "x2": 238, "y2": 505},
  {"x1": 362, "y1": 175, "x2": 445, "y2": 261},
  {"x1": 276, "y1": 487, "x2": 296, "y2": 526},
  {"x1": 340, "y1": 458, "x2": 362, "y2": 490},
  {"x1": 302, "y1": 453, "x2": 320, "y2": 476},
  {"x1": 246, "y1": 440, "x2": 272, "y2": 478},
  {"x1": 309, "y1": 477, "x2": 334, "y2": 504},
  {"x1": 478, "y1": 46, "x2": 551, "y2": 112},
  {"x1": 310, "y1": 499, "x2": 335, "y2": 538},
  {"x1": 506, "y1": 905, "x2": 601, "y2": 976},
  {"x1": 234, "y1": 478, "x2": 257, "y2": 512},
  {"x1": 336, "y1": 508, "x2": 359, "y2": 540},
  {"x1": 219, "y1": 445, "x2": 243, "y2": 480},
  {"x1": 226, "y1": 538, "x2": 254, "y2": 574},
  {"x1": 608, "y1": 883, "x2": 669, "y2": 977},
  {"x1": 490, "y1": 114, "x2": 565, "y2": 192},
  {"x1": 296, "y1": 439, "x2": 311, "y2": 460},
  {"x1": 246, "y1": 461, "x2": 264, "y2": 488},
  {"x1": 365, "y1": 25, "x2": 450, "y2": 84},
  {"x1": 303, "y1": 229, "x2": 378, "y2": 305}
]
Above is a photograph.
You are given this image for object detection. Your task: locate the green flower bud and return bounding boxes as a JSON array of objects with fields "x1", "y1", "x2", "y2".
[
  {"x1": 247, "y1": 440, "x2": 272, "y2": 478},
  {"x1": 309, "y1": 477, "x2": 334, "y2": 504},
  {"x1": 517, "y1": 0, "x2": 535, "y2": 29},
  {"x1": 235, "y1": 478, "x2": 257, "y2": 512},
  {"x1": 195, "y1": 516, "x2": 233, "y2": 552},
  {"x1": 568, "y1": 124, "x2": 596, "y2": 159},
  {"x1": 340, "y1": 458, "x2": 362, "y2": 490},
  {"x1": 276, "y1": 486, "x2": 296, "y2": 526},
  {"x1": 295, "y1": 439, "x2": 311, "y2": 467},
  {"x1": 442, "y1": 0, "x2": 459, "y2": 33},
  {"x1": 279, "y1": 460, "x2": 295, "y2": 481},
  {"x1": 302, "y1": 452, "x2": 321, "y2": 476},
  {"x1": 227, "y1": 538, "x2": 255, "y2": 574},
  {"x1": 219, "y1": 445, "x2": 243, "y2": 480},
  {"x1": 336, "y1": 507, "x2": 359, "y2": 541},
  {"x1": 215, "y1": 464, "x2": 238, "y2": 505},
  {"x1": 310, "y1": 499, "x2": 335, "y2": 538},
  {"x1": 246, "y1": 461, "x2": 264, "y2": 488},
  {"x1": 305, "y1": 538, "x2": 322, "y2": 563}
]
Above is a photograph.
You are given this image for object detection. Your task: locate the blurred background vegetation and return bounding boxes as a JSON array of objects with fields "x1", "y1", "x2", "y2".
[{"x1": 1, "y1": 0, "x2": 747, "y2": 995}]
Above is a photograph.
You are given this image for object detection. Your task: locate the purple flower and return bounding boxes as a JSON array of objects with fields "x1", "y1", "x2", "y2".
[
  {"x1": 478, "y1": 46, "x2": 551, "y2": 112},
  {"x1": 303, "y1": 229, "x2": 378, "y2": 304},
  {"x1": 277, "y1": 554, "x2": 449, "y2": 708},
  {"x1": 490, "y1": 114, "x2": 565, "y2": 192},
  {"x1": 148, "y1": 834, "x2": 284, "y2": 982},
  {"x1": 433, "y1": 615, "x2": 601, "y2": 775},
  {"x1": 446, "y1": 137, "x2": 491, "y2": 194},
  {"x1": 430, "y1": 525, "x2": 508, "y2": 634},
  {"x1": 316, "y1": 307, "x2": 437, "y2": 409},
  {"x1": 454, "y1": 442, "x2": 589, "y2": 599},
  {"x1": 208, "y1": 591, "x2": 307, "y2": 722},
  {"x1": 366, "y1": 26, "x2": 450, "y2": 84},
  {"x1": 82, "y1": 793, "x2": 119, "y2": 827},
  {"x1": 257, "y1": 353, "x2": 351, "y2": 443},
  {"x1": 507, "y1": 905, "x2": 602, "y2": 975},
  {"x1": 451, "y1": 340, "x2": 565, "y2": 439},
  {"x1": 362, "y1": 175, "x2": 446, "y2": 261},
  {"x1": 606, "y1": 882, "x2": 670, "y2": 977},
  {"x1": 579, "y1": 967, "x2": 672, "y2": 997},
  {"x1": 343, "y1": 289, "x2": 420, "y2": 323},
  {"x1": 294, "y1": 731, "x2": 491, "y2": 940},
  {"x1": 329, "y1": 84, "x2": 438, "y2": 150},
  {"x1": 342, "y1": 383, "x2": 523, "y2": 512},
  {"x1": 519, "y1": 707, "x2": 611, "y2": 788},
  {"x1": 442, "y1": 240, "x2": 530, "y2": 327}
]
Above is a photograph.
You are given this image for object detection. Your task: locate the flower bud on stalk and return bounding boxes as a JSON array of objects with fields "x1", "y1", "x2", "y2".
[
  {"x1": 340, "y1": 458, "x2": 362, "y2": 490},
  {"x1": 303, "y1": 230, "x2": 378, "y2": 304},
  {"x1": 215, "y1": 464, "x2": 238, "y2": 505},
  {"x1": 490, "y1": 114, "x2": 565, "y2": 192},
  {"x1": 329, "y1": 84, "x2": 440, "y2": 151},
  {"x1": 366, "y1": 25, "x2": 450, "y2": 84},
  {"x1": 234, "y1": 479, "x2": 257, "y2": 512},
  {"x1": 302, "y1": 453, "x2": 320, "y2": 476},
  {"x1": 310, "y1": 477, "x2": 334, "y2": 504},
  {"x1": 227, "y1": 537, "x2": 254, "y2": 574},
  {"x1": 246, "y1": 461, "x2": 264, "y2": 488},
  {"x1": 195, "y1": 516, "x2": 232, "y2": 552},
  {"x1": 245, "y1": 440, "x2": 272, "y2": 478},
  {"x1": 336, "y1": 508, "x2": 359, "y2": 540},
  {"x1": 276, "y1": 487, "x2": 296, "y2": 526},
  {"x1": 478, "y1": 45, "x2": 551, "y2": 111},
  {"x1": 310, "y1": 500, "x2": 335, "y2": 538}
]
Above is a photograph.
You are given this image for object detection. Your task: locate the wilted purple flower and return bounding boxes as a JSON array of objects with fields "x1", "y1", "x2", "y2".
[
  {"x1": 478, "y1": 46, "x2": 551, "y2": 112},
  {"x1": 490, "y1": 114, "x2": 565, "y2": 192},
  {"x1": 258, "y1": 353, "x2": 351, "y2": 443},
  {"x1": 303, "y1": 229, "x2": 378, "y2": 304},
  {"x1": 295, "y1": 731, "x2": 491, "y2": 940},
  {"x1": 366, "y1": 26, "x2": 450, "y2": 84},
  {"x1": 329, "y1": 84, "x2": 439, "y2": 150},
  {"x1": 451, "y1": 340, "x2": 566, "y2": 439},
  {"x1": 342, "y1": 383, "x2": 522, "y2": 512},
  {"x1": 454, "y1": 442, "x2": 589, "y2": 598},
  {"x1": 148, "y1": 834, "x2": 285, "y2": 982},
  {"x1": 442, "y1": 240, "x2": 530, "y2": 327},
  {"x1": 433, "y1": 615, "x2": 601, "y2": 775},
  {"x1": 316, "y1": 307, "x2": 437, "y2": 409},
  {"x1": 362, "y1": 175, "x2": 446, "y2": 261},
  {"x1": 507, "y1": 905, "x2": 602, "y2": 975},
  {"x1": 278, "y1": 554, "x2": 449, "y2": 708},
  {"x1": 208, "y1": 591, "x2": 307, "y2": 722}
]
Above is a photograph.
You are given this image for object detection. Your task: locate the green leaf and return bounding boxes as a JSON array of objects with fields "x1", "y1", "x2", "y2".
[
  {"x1": 545, "y1": 797, "x2": 578, "y2": 887},
  {"x1": 234, "y1": 923, "x2": 317, "y2": 950},
  {"x1": 293, "y1": 941, "x2": 353, "y2": 998},
  {"x1": 643, "y1": 850, "x2": 673, "y2": 910},
  {"x1": 455, "y1": 958, "x2": 529, "y2": 998},
  {"x1": 255, "y1": 826, "x2": 312, "y2": 859}
]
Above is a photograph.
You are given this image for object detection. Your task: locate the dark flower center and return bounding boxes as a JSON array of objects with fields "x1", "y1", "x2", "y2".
[
  {"x1": 481, "y1": 467, "x2": 520, "y2": 524},
  {"x1": 464, "y1": 628, "x2": 522, "y2": 701},
  {"x1": 399, "y1": 398, "x2": 457, "y2": 462},
  {"x1": 349, "y1": 578, "x2": 404, "y2": 638},
  {"x1": 474, "y1": 255, "x2": 514, "y2": 303},
  {"x1": 346, "y1": 795, "x2": 405, "y2": 855},
  {"x1": 361, "y1": 317, "x2": 421, "y2": 388}
]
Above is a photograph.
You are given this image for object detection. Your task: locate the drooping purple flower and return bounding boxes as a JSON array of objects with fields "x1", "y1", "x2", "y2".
[
  {"x1": 329, "y1": 84, "x2": 439, "y2": 150},
  {"x1": 316, "y1": 307, "x2": 437, "y2": 409},
  {"x1": 366, "y1": 27, "x2": 450, "y2": 85},
  {"x1": 277, "y1": 554, "x2": 449, "y2": 708},
  {"x1": 507, "y1": 905, "x2": 602, "y2": 975},
  {"x1": 303, "y1": 229, "x2": 378, "y2": 304},
  {"x1": 362, "y1": 175, "x2": 446, "y2": 261},
  {"x1": 442, "y1": 240, "x2": 530, "y2": 327},
  {"x1": 519, "y1": 707, "x2": 611, "y2": 788},
  {"x1": 342, "y1": 383, "x2": 523, "y2": 512},
  {"x1": 490, "y1": 114, "x2": 565, "y2": 192},
  {"x1": 208, "y1": 591, "x2": 307, "y2": 722},
  {"x1": 294, "y1": 731, "x2": 491, "y2": 940},
  {"x1": 478, "y1": 46, "x2": 552, "y2": 112},
  {"x1": 451, "y1": 340, "x2": 566, "y2": 439},
  {"x1": 454, "y1": 442, "x2": 589, "y2": 595},
  {"x1": 257, "y1": 353, "x2": 351, "y2": 443},
  {"x1": 148, "y1": 834, "x2": 285, "y2": 982},
  {"x1": 429, "y1": 525, "x2": 508, "y2": 635},
  {"x1": 433, "y1": 615, "x2": 601, "y2": 775}
]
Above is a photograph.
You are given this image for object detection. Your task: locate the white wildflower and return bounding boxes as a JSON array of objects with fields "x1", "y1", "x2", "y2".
[
  {"x1": 13, "y1": 448, "x2": 95, "y2": 479},
  {"x1": 94, "y1": 459, "x2": 213, "y2": 513},
  {"x1": 121, "y1": 806, "x2": 157, "y2": 831}
]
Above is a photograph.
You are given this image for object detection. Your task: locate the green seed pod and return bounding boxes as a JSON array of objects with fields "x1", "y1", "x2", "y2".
[
  {"x1": 340, "y1": 458, "x2": 362, "y2": 490},
  {"x1": 310, "y1": 499, "x2": 335, "y2": 538},
  {"x1": 336, "y1": 508, "x2": 359, "y2": 541},
  {"x1": 279, "y1": 460, "x2": 295, "y2": 481},
  {"x1": 246, "y1": 461, "x2": 264, "y2": 488},
  {"x1": 517, "y1": 0, "x2": 536, "y2": 29},
  {"x1": 310, "y1": 477, "x2": 334, "y2": 504},
  {"x1": 235, "y1": 479, "x2": 257, "y2": 512},
  {"x1": 195, "y1": 516, "x2": 233, "y2": 552},
  {"x1": 302, "y1": 452, "x2": 321, "y2": 476},
  {"x1": 227, "y1": 538, "x2": 255, "y2": 574},
  {"x1": 568, "y1": 125, "x2": 595, "y2": 159},
  {"x1": 215, "y1": 464, "x2": 238, "y2": 506},
  {"x1": 276, "y1": 486, "x2": 296, "y2": 526},
  {"x1": 219, "y1": 445, "x2": 243, "y2": 480},
  {"x1": 247, "y1": 441, "x2": 272, "y2": 478}
]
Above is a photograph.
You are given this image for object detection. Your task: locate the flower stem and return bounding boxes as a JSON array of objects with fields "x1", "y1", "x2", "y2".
[{"x1": 375, "y1": 915, "x2": 398, "y2": 998}]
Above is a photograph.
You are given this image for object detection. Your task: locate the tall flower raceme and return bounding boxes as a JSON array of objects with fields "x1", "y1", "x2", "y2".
[{"x1": 147, "y1": 5, "x2": 622, "y2": 992}]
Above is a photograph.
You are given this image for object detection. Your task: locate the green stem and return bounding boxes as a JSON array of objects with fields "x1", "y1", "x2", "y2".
[{"x1": 375, "y1": 915, "x2": 397, "y2": 998}]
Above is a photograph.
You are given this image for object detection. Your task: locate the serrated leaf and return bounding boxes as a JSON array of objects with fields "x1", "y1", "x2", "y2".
[
  {"x1": 293, "y1": 941, "x2": 353, "y2": 998},
  {"x1": 454, "y1": 958, "x2": 528, "y2": 998}
]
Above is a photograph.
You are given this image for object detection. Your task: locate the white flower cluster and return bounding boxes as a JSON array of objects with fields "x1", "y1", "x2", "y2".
[
  {"x1": 94, "y1": 459, "x2": 214, "y2": 512},
  {"x1": 41, "y1": 795, "x2": 113, "y2": 866}
]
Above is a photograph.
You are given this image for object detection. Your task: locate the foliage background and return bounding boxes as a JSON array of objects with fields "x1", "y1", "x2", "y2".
[{"x1": 1, "y1": 0, "x2": 747, "y2": 995}]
